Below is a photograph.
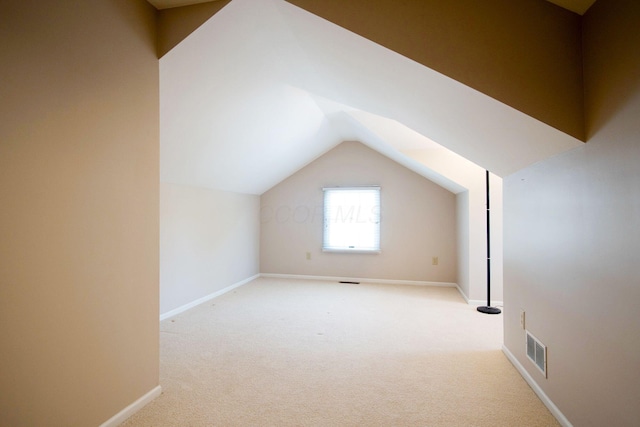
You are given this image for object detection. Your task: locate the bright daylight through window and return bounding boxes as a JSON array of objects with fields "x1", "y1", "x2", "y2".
[{"x1": 323, "y1": 187, "x2": 381, "y2": 252}]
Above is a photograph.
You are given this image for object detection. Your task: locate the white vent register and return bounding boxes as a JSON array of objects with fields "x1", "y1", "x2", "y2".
[{"x1": 526, "y1": 331, "x2": 547, "y2": 378}]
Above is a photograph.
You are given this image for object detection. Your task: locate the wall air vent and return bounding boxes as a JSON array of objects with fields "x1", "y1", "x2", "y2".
[{"x1": 526, "y1": 330, "x2": 547, "y2": 378}]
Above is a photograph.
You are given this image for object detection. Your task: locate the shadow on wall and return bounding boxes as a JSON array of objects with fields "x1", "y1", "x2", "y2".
[
  {"x1": 583, "y1": 1, "x2": 640, "y2": 139},
  {"x1": 111, "y1": 0, "x2": 157, "y2": 50}
]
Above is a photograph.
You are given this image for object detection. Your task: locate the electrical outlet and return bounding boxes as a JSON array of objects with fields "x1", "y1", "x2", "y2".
[
  {"x1": 432, "y1": 256, "x2": 439, "y2": 266},
  {"x1": 306, "y1": 252, "x2": 311, "y2": 260},
  {"x1": 520, "y1": 309, "x2": 526, "y2": 329}
]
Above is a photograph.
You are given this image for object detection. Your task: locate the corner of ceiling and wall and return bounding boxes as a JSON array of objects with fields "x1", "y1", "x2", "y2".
[{"x1": 150, "y1": 0, "x2": 599, "y2": 198}]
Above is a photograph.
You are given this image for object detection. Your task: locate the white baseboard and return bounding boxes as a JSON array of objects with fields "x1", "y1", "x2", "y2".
[
  {"x1": 260, "y1": 274, "x2": 504, "y2": 307},
  {"x1": 455, "y1": 286, "x2": 471, "y2": 303},
  {"x1": 502, "y1": 345, "x2": 573, "y2": 427},
  {"x1": 160, "y1": 274, "x2": 500, "y2": 318},
  {"x1": 160, "y1": 274, "x2": 260, "y2": 321},
  {"x1": 454, "y1": 286, "x2": 503, "y2": 307},
  {"x1": 468, "y1": 299, "x2": 504, "y2": 307},
  {"x1": 99, "y1": 385, "x2": 161, "y2": 427},
  {"x1": 259, "y1": 273, "x2": 458, "y2": 288}
]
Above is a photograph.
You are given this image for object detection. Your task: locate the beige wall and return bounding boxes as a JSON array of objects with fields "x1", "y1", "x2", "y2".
[
  {"x1": 286, "y1": 0, "x2": 584, "y2": 140},
  {"x1": 261, "y1": 141, "x2": 457, "y2": 283},
  {"x1": 503, "y1": 1, "x2": 640, "y2": 425},
  {"x1": 0, "y1": 1, "x2": 159, "y2": 426},
  {"x1": 160, "y1": 183, "x2": 260, "y2": 315}
]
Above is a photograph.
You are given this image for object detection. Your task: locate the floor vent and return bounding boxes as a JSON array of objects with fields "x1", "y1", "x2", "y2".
[{"x1": 526, "y1": 330, "x2": 547, "y2": 378}]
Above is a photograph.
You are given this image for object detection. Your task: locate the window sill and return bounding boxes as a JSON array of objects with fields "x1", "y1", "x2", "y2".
[{"x1": 322, "y1": 248, "x2": 381, "y2": 254}]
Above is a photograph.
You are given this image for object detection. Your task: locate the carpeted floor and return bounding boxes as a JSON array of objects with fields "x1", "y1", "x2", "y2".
[{"x1": 123, "y1": 277, "x2": 559, "y2": 426}]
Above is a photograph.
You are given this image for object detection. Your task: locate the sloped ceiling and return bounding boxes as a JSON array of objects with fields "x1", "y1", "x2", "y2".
[
  {"x1": 149, "y1": 0, "x2": 216, "y2": 9},
  {"x1": 160, "y1": 0, "x2": 583, "y2": 195},
  {"x1": 546, "y1": 0, "x2": 597, "y2": 14},
  {"x1": 149, "y1": 0, "x2": 597, "y2": 15}
]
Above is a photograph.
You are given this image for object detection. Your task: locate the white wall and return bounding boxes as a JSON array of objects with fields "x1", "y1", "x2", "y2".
[
  {"x1": 160, "y1": 183, "x2": 260, "y2": 315},
  {"x1": 456, "y1": 191, "x2": 471, "y2": 297},
  {"x1": 489, "y1": 174, "x2": 503, "y2": 305},
  {"x1": 260, "y1": 141, "x2": 457, "y2": 283},
  {"x1": 405, "y1": 149, "x2": 503, "y2": 303},
  {"x1": 503, "y1": 1, "x2": 640, "y2": 425}
]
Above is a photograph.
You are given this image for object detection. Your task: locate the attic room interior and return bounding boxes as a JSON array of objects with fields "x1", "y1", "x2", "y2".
[{"x1": 1, "y1": 0, "x2": 638, "y2": 426}]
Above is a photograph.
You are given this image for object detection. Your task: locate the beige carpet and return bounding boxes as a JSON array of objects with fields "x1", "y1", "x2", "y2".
[{"x1": 123, "y1": 277, "x2": 559, "y2": 426}]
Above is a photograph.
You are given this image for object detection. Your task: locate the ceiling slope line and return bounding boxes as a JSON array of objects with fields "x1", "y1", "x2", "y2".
[{"x1": 160, "y1": 0, "x2": 583, "y2": 195}]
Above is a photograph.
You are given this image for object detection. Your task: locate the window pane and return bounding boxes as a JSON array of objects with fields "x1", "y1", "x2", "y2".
[{"x1": 323, "y1": 187, "x2": 380, "y2": 252}]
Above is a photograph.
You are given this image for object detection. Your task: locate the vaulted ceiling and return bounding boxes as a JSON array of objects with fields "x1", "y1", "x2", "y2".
[
  {"x1": 148, "y1": 0, "x2": 597, "y2": 15},
  {"x1": 159, "y1": 0, "x2": 586, "y2": 195},
  {"x1": 543, "y1": 0, "x2": 597, "y2": 14}
]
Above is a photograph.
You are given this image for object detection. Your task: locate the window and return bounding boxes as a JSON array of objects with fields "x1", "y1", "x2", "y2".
[{"x1": 323, "y1": 186, "x2": 380, "y2": 252}]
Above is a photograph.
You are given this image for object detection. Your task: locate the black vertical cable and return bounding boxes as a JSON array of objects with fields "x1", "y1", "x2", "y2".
[
  {"x1": 477, "y1": 170, "x2": 501, "y2": 315},
  {"x1": 486, "y1": 169, "x2": 491, "y2": 306}
]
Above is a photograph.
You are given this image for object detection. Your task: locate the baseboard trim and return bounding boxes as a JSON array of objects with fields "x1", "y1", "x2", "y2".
[
  {"x1": 160, "y1": 274, "x2": 260, "y2": 321},
  {"x1": 502, "y1": 345, "x2": 572, "y2": 427},
  {"x1": 259, "y1": 273, "x2": 458, "y2": 288},
  {"x1": 455, "y1": 285, "x2": 471, "y2": 303},
  {"x1": 99, "y1": 385, "x2": 161, "y2": 427},
  {"x1": 468, "y1": 298, "x2": 504, "y2": 307}
]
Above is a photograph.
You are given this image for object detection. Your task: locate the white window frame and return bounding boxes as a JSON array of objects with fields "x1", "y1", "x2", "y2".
[{"x1": 322, "y1": 186, "x2": 381, "y2": 253}]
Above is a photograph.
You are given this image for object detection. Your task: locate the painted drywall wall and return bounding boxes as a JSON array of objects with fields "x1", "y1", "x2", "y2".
[
  {"x1": 287, "y1": 0, "x2": 584, "y2": 140},
  {"x1": 0, "y1": 1, "x2": 159, "y2": 426},
  {"x1": 261, "y1": 141, "x2": 457, "y2": 283},
  {"x1": 456, "y1": 192, "x2": 471, "y2": 298},
  {"x1": 503, "y1": 1, "x2": 640, "y2": 425},
  {"x1": 404, "y1": 149, "x2": 504, "y2": 303},
  {"x1": 455, "y1": 172, "x2": 503, "y2": 304},
  {"x1": 160, "y1": 183, "x2": 260, "y2": 315},
  {"x1": 488, "y1": 177, "x2": 504, "y2": 305}
]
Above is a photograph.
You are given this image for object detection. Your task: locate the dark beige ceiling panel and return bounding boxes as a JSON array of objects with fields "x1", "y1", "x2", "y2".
[
  {"x1": 157, "y1": 0, "x2": 231, "y2": 57},
  {"x1": 286, "y1": 0, "x2": 585, "y2": 141}
]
